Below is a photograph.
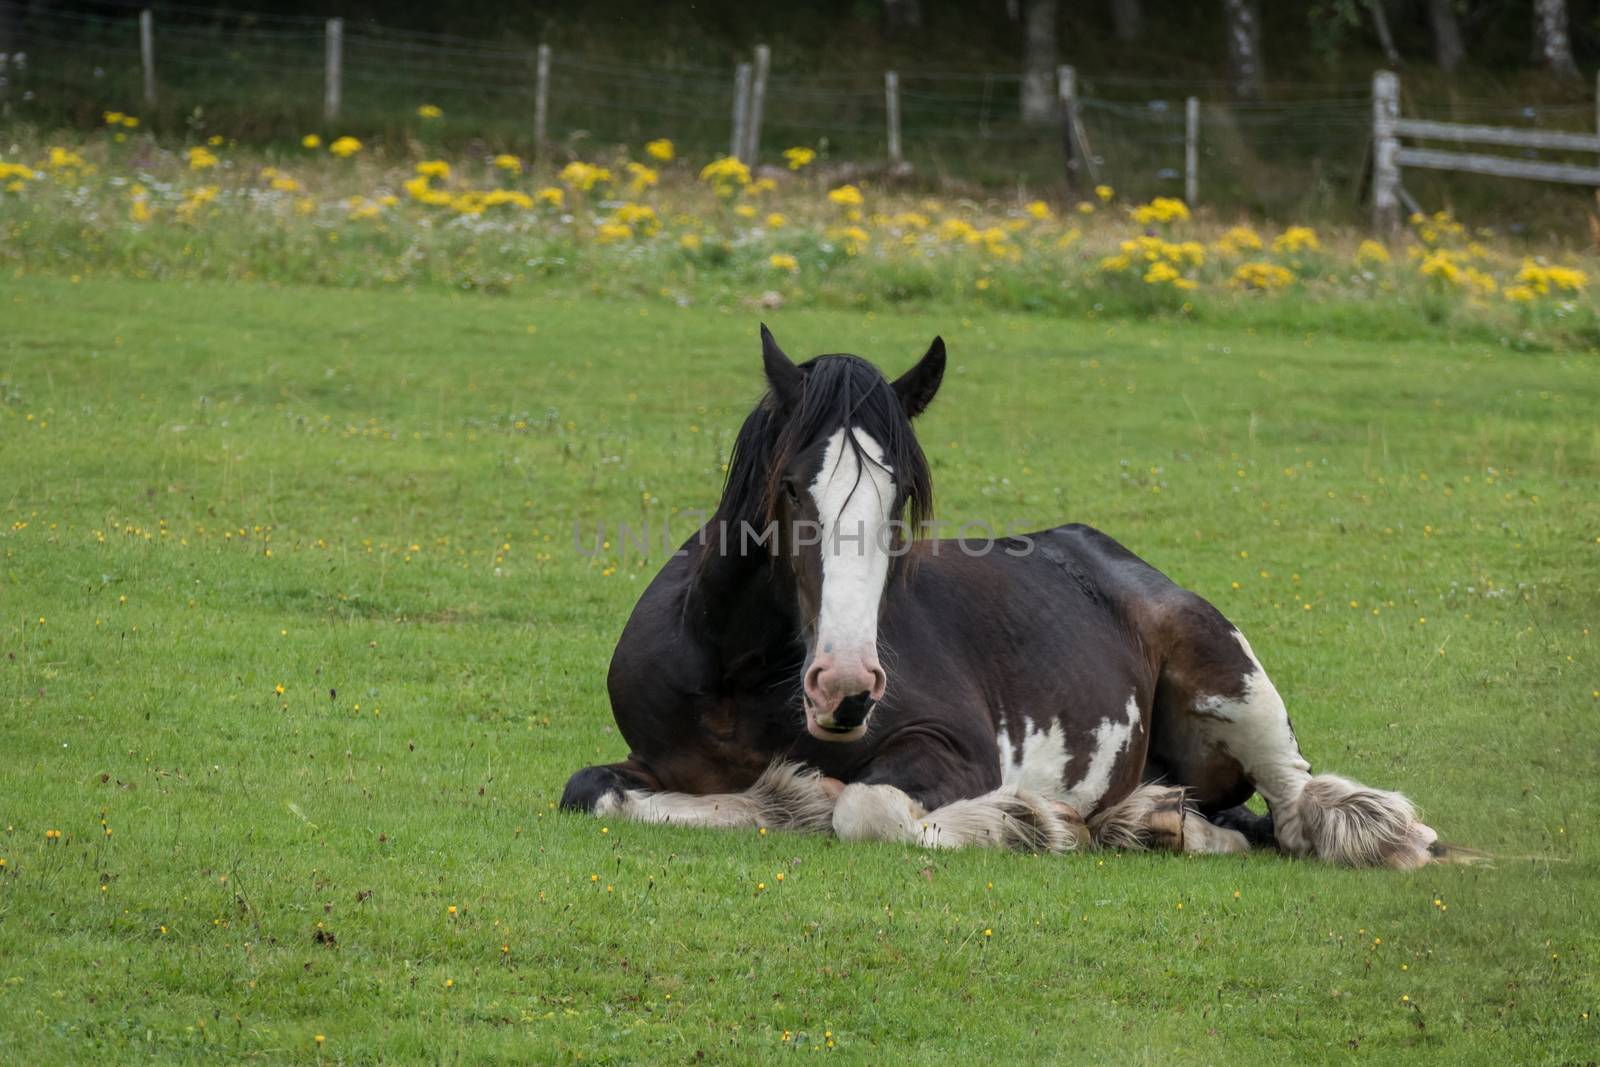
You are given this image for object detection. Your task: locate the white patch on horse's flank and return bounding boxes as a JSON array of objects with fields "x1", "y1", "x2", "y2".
[
  {"x1": 810, "y1": 427, "x2": 895, "y2": 659},
  {"x1": 1191, "y1": 630, "x2": 1311, "y2": 809},
  {"x1": 1063, "y1": 694, "x2": 1142, "y2": 814},
  {"x1": 995, "y1": 719, "x2": 1069, "y2": 798}
]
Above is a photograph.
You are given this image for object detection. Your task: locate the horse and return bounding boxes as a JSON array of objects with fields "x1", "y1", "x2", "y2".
[{"x1": 559, "y1": 326, "x2": 1442, "y2": 868}]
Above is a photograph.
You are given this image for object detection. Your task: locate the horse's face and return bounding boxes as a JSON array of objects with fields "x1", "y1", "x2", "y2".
[{"x1": 758, "y1": 326, "x2": 944, "y2": 743}]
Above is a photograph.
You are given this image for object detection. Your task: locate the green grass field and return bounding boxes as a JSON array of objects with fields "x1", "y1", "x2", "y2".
[{"x1": 1, "y1": 275, "x2": 1596, "y2": 1063}]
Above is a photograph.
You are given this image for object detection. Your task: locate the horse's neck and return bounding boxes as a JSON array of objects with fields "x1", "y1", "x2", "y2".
[{"x1": 686, "y1": 525, "x2": 804, "y2": 680}]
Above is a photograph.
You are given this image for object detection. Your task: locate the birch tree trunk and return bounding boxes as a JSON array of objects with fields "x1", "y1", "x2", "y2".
[
  {"x1": 1020, "y1": 0, "x2": 1059, "y2": 126},
  {"x1": 1427, "y1": 0, "x2": 1465, "y2": 73},
  {"x1": 1222, "y1": 0, "x2": 1264, "y2": 101},
  {"x1": 1533, "y1": 0, "x2": 1580, "y2": 79},
  {"x1": 1368, "y1": 0, "x2": 1401, "y2": 68}
]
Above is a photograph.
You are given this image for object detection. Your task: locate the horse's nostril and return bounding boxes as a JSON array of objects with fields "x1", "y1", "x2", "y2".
[
  {"x1": 803, "y1": 663, "x2": 826, "y2": 703},
  {"x1": 868, "y1": 666, "x2": 887, "y2": 700},
  {"x1": 832, "y1": 693, "x2": 875, "y2": 730}
]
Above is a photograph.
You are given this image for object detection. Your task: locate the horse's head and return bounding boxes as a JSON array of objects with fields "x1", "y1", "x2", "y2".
[{"x1": 747, "y1": 325, "x2": 943, "y2": 742}]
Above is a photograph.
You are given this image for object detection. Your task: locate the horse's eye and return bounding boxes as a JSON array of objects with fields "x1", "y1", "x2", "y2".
[{"x1": 784, "y1": 480, "x2": 800, "y2": 504}]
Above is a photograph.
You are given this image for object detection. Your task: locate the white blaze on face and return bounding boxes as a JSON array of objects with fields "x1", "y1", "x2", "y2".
[{"x1": 809, "y1": 426, "x2": 895, "y2": 684}]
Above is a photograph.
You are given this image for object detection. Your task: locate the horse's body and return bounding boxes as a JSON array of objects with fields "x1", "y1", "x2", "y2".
[{"x1": 562, "y1": 330, "x2": 1440, "y2": 867}]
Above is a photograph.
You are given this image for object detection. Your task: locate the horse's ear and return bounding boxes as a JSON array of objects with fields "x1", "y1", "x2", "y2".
[
  {"x1": 760, "y1": 323, "x2": 804, "y2": 412},
  {"x1": 892, "y1": 336, "x2": 945, "y2": 419}
]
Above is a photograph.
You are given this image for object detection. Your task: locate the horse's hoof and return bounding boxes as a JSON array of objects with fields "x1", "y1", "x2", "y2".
[{"x1": 560, "y1": 765, "x2": 633, "y2": 814}]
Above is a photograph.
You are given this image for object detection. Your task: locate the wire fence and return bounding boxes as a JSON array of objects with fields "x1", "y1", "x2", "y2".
[{"x1": 4, "y1": 0, "x2": 1600, "y2": 217}]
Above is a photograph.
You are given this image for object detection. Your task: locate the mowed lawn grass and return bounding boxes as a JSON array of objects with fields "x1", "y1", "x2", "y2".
[{"x1": 1, "y1": 275, "x2": 1596, "y2": 1064}]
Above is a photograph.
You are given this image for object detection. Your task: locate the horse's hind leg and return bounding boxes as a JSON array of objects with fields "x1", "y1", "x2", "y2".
[
  {"x1": 1088, "y1": 783, "x2": 1251, "y2": 855},
  {"x1": 1151, "y1": 598, "x2": 1438, "y2": 869}
]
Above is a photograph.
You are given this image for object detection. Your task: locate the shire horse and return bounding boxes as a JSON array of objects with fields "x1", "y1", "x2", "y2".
[{"x1": 560, "y1": 328, "x2": 1441, "y2": 867}]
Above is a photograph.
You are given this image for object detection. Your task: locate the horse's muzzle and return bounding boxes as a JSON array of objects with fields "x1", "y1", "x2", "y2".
[{"x1": 805, "y1": 692, "x2": 876, "y2": 742}]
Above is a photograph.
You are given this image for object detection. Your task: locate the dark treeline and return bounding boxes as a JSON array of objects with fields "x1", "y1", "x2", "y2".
[{"x1": 2, "y1": 1, "x2": 1598, "y2": 92}]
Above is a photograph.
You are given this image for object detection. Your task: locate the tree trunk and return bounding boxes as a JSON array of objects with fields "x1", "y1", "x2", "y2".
[
  {"x1": 1533, "y1": 0, "x2": 1580, "y2": 79},
  {"x1": 1368, "y1": 0, "x2": 1402, "y2": 68},
  {"x1": 1222, "y1": 0, "x2": 1263, "y2": 101},
  {"x1": 1111, "y1": 0, "x2": 1141, "y2": 43},
  {"x1": 1020, "y1": 0, "x2": 1058, "y2": 126},
  {"x1": 883, "y1": 0, "x2": 922, "y2": 35},
  {"x1": 1427, "y1": 0, "x2": 1465, "y2": 73}
]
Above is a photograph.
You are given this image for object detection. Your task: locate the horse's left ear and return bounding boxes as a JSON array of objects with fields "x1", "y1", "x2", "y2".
[
  {"x1": 892, "y1": 337, "x2": 945, "y2": 419},
  {"x1": 760, "y1": 323, "x2": 805, "y2": 413}
]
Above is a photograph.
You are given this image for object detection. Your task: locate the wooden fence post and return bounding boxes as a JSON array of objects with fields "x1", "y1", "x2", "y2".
[
  {"x1": 743, "y1": 44, "x2": 769, "y2": 165},
  {"x1": 1184, "y1": 96, "x2": 1199, "y2": 206},
  {"x1": 885, "y1": 71, "x2": 902, "y2": 165},
  {"x1": 324, "y1": 18, "x2": 343, "y2": 122},
  {"x1": 730, "y1": 62, "x2": 751, "y2": 161},
  {"x1": 1372, "y1": 69, "x2": 1401, "y2": 233},
  {"x1": 139, "y1": 9, "x2": 156, "y2": 109},
  {"x1": 1056, "y1": 65, "x2": 1098, "y2": 189},
  {"x1": 534, "y1": 44, "x2": 551, "y2": 154}
]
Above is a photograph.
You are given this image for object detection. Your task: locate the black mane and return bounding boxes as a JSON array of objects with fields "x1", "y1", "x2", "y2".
[{"x1": 712, "y1": 353, "x2": 934, "y2": 549}]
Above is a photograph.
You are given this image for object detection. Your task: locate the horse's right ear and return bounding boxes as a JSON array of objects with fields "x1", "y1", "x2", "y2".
[{"x1": 760, "y1": 324, "x2": 804, "y2": 412}]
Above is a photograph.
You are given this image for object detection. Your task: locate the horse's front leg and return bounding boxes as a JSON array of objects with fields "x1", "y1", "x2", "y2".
[
  {"x1": 829, "y1": 742, "x2": 1086, "y2": 852},
  {"x1": 559, "y1": 760, "x2": 839, "y2": 833}
]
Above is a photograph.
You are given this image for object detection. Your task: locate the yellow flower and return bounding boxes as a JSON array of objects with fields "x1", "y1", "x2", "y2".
[
  {"x1": 1094, "y1": 184, "x2": 1114, "y2": 202},
  {"x1": 270, "y1": 175, "x2": 302, "y2": 193},
  {"x1": 734, "y1": 204, "x2": 756, "y2": 219},
  {"x1": 1025, "y1": 200, "x2": 1052, "y2": 221},
  {"x1": 1514, "y1": 258, "x2": 1587, "y2": 295},
  {"x1": 416, "y1": 160, "x2": 451, "y2": 179},
  {"x1": 187, "y1": 146, "x2": 219, "y2": 171},
  {"x1": 130, "y1": 198, "x2": 152, "y2": 223},
  {"x1": 765, "y1": 212, "x2": 787, "y2": 229},
  {"x1": 645, "y1": 138, "x2": 674, "y2": 162},
  {"x1": 1130, "y1": 197, "x2": 1190, "y2": 226},
  {"x1": 783, "y1": 146, "x2": 816, "y2": 171},
  {"x1": 827, "y1": 184, "x2": 864, "y2": 207},
  {"x1": 301, "y1": 134, "x2": 322, "y2": 149},
  {"x1": 679, "y1": 232, "x2": 702, "y2": 251},
  {"x1": 1273, "y1": 225, "x2": 1320, "y2": 254},
  {"x1": 492, "y1": 154, "x2": 522, "y2": 174},
  {"x1": 769, "y1": 253, "x2": 798, "y2": 272},
  {"x1": 1231, "y1": 262, "x2": 1294, "y2": 290},
  {"x1": 0, "y1": 161, "x2": 36, "y2": 182},
  {"x1": 1213, "y1": 225, "x2": 1263, "y2": 255},
  {"x1": 207, "y1": 134, "x2": 224, "y2": 147},
  {"x1": 1354, "y1": 239, "x2": 1391, "y2": 267},
  {"x1": 1143, "y1": 261, "x2": 1181, "y2": 285},
  {"x1": 103, "y1": 111, "x2": 125, "y2": 126},
  {"x1": 625, "y1": 161, "x2": 658, "y2": 193},
  {"x1": 559, "y1": 161, "x2": 612, "y2": 192},
  {"x1": 48, "y1": 146, "x2": 87, "y2": 170},
  {"x1": 328, "y1": 136, "x2": 362, "y2": 158},
  {"x1": 483, "y1": 189, "x2": 533, "y2": 209},
  {"x1": 1075, "y1": 201, "x2": 1095, "y2": 215},
  {"x1": 613, "y1": 202, "x2": 660, "y2": 235},
  {"x1": 596, "y1": 221, "x2": 633, "y2": 243},
  {"x1": 417, "y1": 104, "x2": 443, "y2": 120},
  {"x1": 698, "y1": 156, "x2": 750, "y2": 194},
  {"x1": 535, "y1": 186, "x2": 564, "y2": 208},
  {"x1": 121, "y1": 115, "x2": 139, "y2": 128}
]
